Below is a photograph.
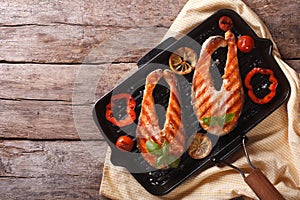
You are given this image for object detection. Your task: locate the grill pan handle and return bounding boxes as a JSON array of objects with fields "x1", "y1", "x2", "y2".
[
  {"x1": 244, "y1": 168, "x2": 285, "y2": 200},
  {"x1": 241, "y1": 137, "x2": 285, "y2": 200},
  {"x1": 216, "y1": 136, "x2": 285, "y2": 200}
]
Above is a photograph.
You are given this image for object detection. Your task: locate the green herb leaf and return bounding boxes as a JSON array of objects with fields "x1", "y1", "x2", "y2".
[
  {"x1": 146, "y1": 140, "x2": 162, "y2": 156},
  {"x1": 223, "y1": 113, "x2": 235, "y2": 124},
  {"x1": 202, "y1": 116, "x2": 212, "y2": 126},
  {"x1": 148, "y1": 141, "x2": 180, "y2": 168},
  {"x1": 167, "y1": 155, "x2": 180, "y2": 168},
  {"x1": 155, "y1": 155, "x2": 165, "y2": 167},
  {"x1": 161, "y1": 142, "x2": 169, "y2": 157},
  {"x1": 202, "y1": 113, "x2": 236, "y2": 127},
  {"x1": 214, "y1": 116, "x2": 224, "y2": 126},
  {"x1": 202, "y1": 116, "x2": 219, "y2": 126}
]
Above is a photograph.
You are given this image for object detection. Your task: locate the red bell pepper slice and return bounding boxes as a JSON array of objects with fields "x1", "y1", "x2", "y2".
[
  {"x1": 244, "y1": 67, "x2": 278, "y2": 104},
  {"x1": 105, "y1": 93, "x2": 136, "y2": 127}
]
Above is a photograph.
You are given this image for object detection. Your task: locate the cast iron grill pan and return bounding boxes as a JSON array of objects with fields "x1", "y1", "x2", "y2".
[{"x1": 93, "y1": 9, "x2": 290, "y2": 195}]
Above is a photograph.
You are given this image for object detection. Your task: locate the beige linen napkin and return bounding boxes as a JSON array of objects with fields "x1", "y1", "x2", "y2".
[{"x1": 100, "y1": 0, "x2": 300, "y2": 199}]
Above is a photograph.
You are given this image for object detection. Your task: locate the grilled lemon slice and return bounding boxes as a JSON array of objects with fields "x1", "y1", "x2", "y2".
[
  {"x1": 169, "y1": 47, "x2": 197, "y2": 75},
  {"x1": 188, "y1": 133, "x2": 212, "y2": 159}
]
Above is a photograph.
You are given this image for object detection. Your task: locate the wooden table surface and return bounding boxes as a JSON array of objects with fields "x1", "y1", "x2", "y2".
[{"x1": 0, "y1": 0, "x2": 299, "y2": 199}]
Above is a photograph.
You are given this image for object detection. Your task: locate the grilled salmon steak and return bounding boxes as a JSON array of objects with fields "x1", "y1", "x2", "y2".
[
  {"x1": 192, "y1": 30, "x2": 244, "y2": 135},
  {"x1": 136, "y1": 69, "x2": 185, "y2": 168}
]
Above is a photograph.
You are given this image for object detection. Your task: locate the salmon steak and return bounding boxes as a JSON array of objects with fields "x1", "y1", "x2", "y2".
[
  {"x1": 191, "y1": 30, "x2": 244, "y2": 135},
  {"x1": 136, "y1": 69, "x2": 185, "y2": 169}
]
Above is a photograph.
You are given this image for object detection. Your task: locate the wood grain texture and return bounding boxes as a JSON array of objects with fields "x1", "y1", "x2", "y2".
[
  {"x1": 0, "y1": 25, "x2": 168, "y2": 63},
  {"x1": 0, "y1": 0, "x2": 179, "y2": 63},
  {"x1": 243, "y1": 0, "x2": 299, "y2": 59},
  {"x1": 0, "y1": 0, "x2": 298, "y2": 63},
  {"x1": 0, "y1": 63, "x2": 137, "y2": 139},
  {"x1": 0, "y1": 0, "x2": 187, "y2": 27},
  {"x1": 0, "y1": 100, "x2": 81, "y2": 140},
  {"x1": 0, "y1": 140, "x2": 109, "y2": 200},
  {"x1": 285, "y1": 60, "x2": 300, "y2": 73},
  {"x1": 0, "y1": 63, "x2": 137, "y2": 102}
]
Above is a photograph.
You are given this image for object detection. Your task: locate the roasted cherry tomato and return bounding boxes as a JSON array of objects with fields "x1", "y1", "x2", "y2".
[
  {"x1": 218, "y1": 16, "x2": 233, "y2": 31},
  {"x1": 244, "y1": 67, "x2": 278, "y2": 104},
  {"x1": 105, "y1": 93, "x2": 136, "y2": 127},
  {"x1": 116, "y1": 135, "x2": 134, "y2": 152},
  {"x1": 237, "y1": 35, "x2": 255, "y2": 53}
]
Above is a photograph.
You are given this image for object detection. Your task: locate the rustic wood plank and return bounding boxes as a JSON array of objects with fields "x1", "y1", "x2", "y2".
[
  {"x1": 0, "y1": 0, "x2": 298, "y2": 64},
  {"x1": 0, "y1": 140, "x2": 109, "y2": 200},
  {"x1": 0, "y1": 63, "x2": 137, "y2": 102},
  {"x1": 243, "y1": 0, "x2": 299, "y2": 60},
  {"x1": 0, "y1": 62, "x2": 137, "y2": 140},
  {"x1": 0, "y1": 25, "x2": 167, "y2": 63},
  {"x1": 0, "y1": 100, "x2": 103, "y2": 140},
  {"x1": 0, "y1": 0, "x2": 187, "y2": 27}
]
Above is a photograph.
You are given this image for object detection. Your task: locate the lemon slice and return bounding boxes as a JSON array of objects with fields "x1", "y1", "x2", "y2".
[
  {"x1": 169, "y1": 47, "x2": 197, "y2": 75},
  {"x1": 188, "y1": 133, "x2": 212, "y2": 159}
]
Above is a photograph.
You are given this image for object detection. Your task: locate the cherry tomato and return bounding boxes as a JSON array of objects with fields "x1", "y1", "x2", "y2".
[
  {"x1": 237, "y1": 35, "x2": 255, "y2": 53},
  {"x1": 116, "y1": 135, "x2": 134, "y2": 152},
  {"x1": 218, "y1": 16, "x2": 233, "y2": 31}
]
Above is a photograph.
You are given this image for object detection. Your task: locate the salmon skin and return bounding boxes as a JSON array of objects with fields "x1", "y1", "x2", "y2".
[
  {"x1": 136, "y1": 69, "x2": 185, "y2": 169},
  {"x1": 191, "y1": 30, "x2": 244, "y2": 135}
]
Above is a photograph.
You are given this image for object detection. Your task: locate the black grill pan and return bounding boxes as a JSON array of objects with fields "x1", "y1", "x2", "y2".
[{"x1": 93, "y1": 9, "x2": 290, "y2": 195}]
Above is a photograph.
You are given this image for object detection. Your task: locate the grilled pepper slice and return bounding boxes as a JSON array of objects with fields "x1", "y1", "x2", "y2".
[
  {"x1": 244, "y1": 67, "x2": 278, "y2": 104},
  {"x1": 105, "y1": 93, "x2": 136, "y2": 127}
]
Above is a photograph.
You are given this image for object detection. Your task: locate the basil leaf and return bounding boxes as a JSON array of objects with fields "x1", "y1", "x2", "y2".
[
  {"x1": 155, "y1": 155, "x2": 165, "y2": 167},
  {"x1": 215, "y1": 116, "x2": 224, "y2": 126},
  {"x1": 202, "y1": 113, "x2": 235, "y2": 127},
  {"x1": 202, "y1": 116, "x2": 211, "y2": 126},
  {"x1": 202, "y1": 116, "x2": 219, "y2": 126},
  {"x1": 210, "y1": 116, "x2": 218, "y2": 126},
  {"x1": 146, "y1": 140, "x2": 162, "y2": 156},
  {"x1": 167, "y1": 155, "x2": 180, "y2": 168},
  {"x1": 161, "y1": 142, "x2": 169, "y2": 157},
  {"x1": 224, "y1": 113, "x2": 235, "y2": 124}
]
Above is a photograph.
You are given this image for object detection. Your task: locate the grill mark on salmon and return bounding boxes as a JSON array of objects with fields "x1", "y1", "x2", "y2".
[
  {"x1": 192, "y1": 31, "x2": 244, "y2": 135},
  {"x1": 199, "y1": 102, "x2": 213, "y2": 119},
  {"x1": 197, "y1": 91, "x2": 211, "y2": 109}
]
